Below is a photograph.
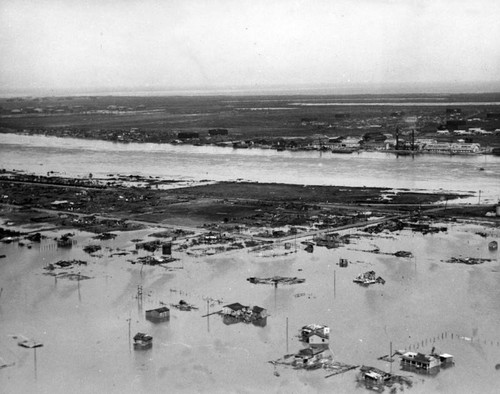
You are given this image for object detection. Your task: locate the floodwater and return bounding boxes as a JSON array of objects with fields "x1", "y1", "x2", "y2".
[
  {"x1": 0, "y1": 223, "x2": 499, "y2": 393},
  {"x1": 0, "y1": 133, "x2": 499, "y2": 203},
  {"x1": 1, "y1": 133, "x2": 500, "y2": 393}
]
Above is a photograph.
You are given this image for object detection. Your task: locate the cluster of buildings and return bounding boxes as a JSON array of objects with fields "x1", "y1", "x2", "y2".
[{"x1": 221, "y1": 302, "x2": 268, "y2": 325}]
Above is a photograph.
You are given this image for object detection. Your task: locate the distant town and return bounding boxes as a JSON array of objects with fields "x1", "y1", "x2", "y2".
[{"x1": 1, "y1": 94, "x2": 500, "y2": 155}]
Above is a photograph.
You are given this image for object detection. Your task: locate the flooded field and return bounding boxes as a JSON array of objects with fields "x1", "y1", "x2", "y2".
[{"x1": 1, "y1": 221, "x2": 499, "y2": 393}]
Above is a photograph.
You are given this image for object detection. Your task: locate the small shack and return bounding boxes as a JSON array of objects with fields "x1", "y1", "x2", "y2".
[
  {"x1": 145, "y1": 306, "x2": 170, "y2": 322},
  {"x1": 133, "y1": 333, "x2": 153, "y2": 350}
]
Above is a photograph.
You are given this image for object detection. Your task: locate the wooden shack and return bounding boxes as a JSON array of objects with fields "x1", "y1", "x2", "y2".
[
  {"x1": 133, "y1": 333, "x2": 153, "y2": 350},
  {"x1": 145, "y1": 306, "x2": 170, "y2": 322}
]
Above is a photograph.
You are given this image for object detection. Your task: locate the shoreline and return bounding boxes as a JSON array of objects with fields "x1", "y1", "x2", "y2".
[{"x1": 1, "y1": 130, "x2": 498, "y2": 156}]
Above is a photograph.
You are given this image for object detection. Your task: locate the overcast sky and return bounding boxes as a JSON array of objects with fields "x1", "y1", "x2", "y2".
[{"x1": 1, "y1": 0, "x2": 500, "y2": 95}]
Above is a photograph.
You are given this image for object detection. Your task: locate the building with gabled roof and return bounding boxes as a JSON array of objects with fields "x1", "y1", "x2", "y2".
[{"x1": 300, "y1": 324, "x2": 330, "y2": 345}]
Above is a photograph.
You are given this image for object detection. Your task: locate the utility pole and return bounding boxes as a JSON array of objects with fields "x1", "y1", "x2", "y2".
[
  {"x1": 286, "y1": 317, "x2": 289, "y2": 353},
  {"x1": 390, "y1": 342, "x2": 393, "y2": 374},
  {"x1": 207, "y1": 299, "x2": 210, "y2": 332},
  {"x1": 126, "y1": 317, "x2": 131, "y2": 353}
]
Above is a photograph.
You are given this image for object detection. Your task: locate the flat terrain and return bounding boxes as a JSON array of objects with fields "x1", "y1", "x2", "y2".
[
  {"x1": 0, "y1": 175, "x2": 472, "y2": 230},
  {"x1": 1, "y1": 94, "x2": 500, "y2": 148}
]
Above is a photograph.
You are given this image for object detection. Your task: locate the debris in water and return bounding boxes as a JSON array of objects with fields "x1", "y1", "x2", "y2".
[
  {"x1": 358, "y1": 365, "x2": 412, "y2": 391},
  {"x1": 135, "y1": 239, "x2": 162, "y2": 252},
  {"x1": 443, "y1": 257, "x2": 492, "y2": 265},
  {"x1": 44, "y1": 259, "x2": 87, "y2": 270},
  {"x1": 83, "y1": 244, "x2": 101, "y2": 254},
  {"x1": 12, "y1": 335, "x2": 43, "y2": 348},
  {"x1": 56, "y1": 233, "x2": 75, "y2": 248},
  {"x1": 25, "y1": 232, "x2": 43, "y2": 242},
  {"x1": 170, "y1": 299, "x2": 198, "y2": 311},
  {"x1": 394, "y1": 250, "x2": 413, "y2": 258},
  {"x1": 92, "y1": 232, "x2": 117, "y2": 240},
  {"x1": 56, "y1": 272, "x2": 92, "y2": 281},
  {"x1": 128, "y1": 255, "x2": 178, "y2": 266},
  {"x1": 220, "y1": 302, "x2": 267, "y2": 325},
  {"x1": 0, "y1": 356, "x2": 15, "y2": 369},
  {"x1": 247, "y1": 276, "x2": 305, "y2": 286},
  {"x1": 339, "y1": 258, "x2": 349, "y2": 267},
  {"x1": 353, "y1": 271, "x2": 385, "y2": 285}
]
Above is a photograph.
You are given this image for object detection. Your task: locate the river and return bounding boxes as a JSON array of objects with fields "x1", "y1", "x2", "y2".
[{"x1": 1, "y1": 133, "x2": 499, "y2": 204}]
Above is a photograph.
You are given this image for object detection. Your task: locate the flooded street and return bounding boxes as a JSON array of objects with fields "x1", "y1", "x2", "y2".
[{"x1": 1, "y1": 222, "x2": 499, "y2": 393}]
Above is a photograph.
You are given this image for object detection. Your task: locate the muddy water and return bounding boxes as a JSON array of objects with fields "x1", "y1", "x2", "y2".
[
  {"x1": 1, "y1": 223, "x2": 499, "y2": 393},
  {"x1": 1, "y1": 133, "x2": 500, "y2": 204}
]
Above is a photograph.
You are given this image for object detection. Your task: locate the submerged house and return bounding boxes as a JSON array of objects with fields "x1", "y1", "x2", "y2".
[
  {"x1": 293, "y1": 347, "x2": 328, "y2": 367},
  {"x1": 221, "y1": 303, "x2": 267, "y2": 323},
  {"x1": 400, "y1": 351, "x2": 454, "y2": 371},
  {"x1": 353, "y1": 271, "x2": 385, "y2": 285},
  {"x1": 222, "y1": 303, "x2": 246, "y2": 317},
  {"x1": 362, "y1": 368, "x2": 393, "y2": 384},
  {"x1": 145, "y1": 306, "x2": 170, "y2": 322},
  {"x1": 299, "y1": 324, "x2": 330, "y2": 346},
  {"x1": 133, "y1": 333, "x2": 153, "y2": 350}
]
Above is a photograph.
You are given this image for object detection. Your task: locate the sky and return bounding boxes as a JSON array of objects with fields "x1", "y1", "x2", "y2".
[{"x1": 1, "y1": 0, "x2": 500, "y2": 95}]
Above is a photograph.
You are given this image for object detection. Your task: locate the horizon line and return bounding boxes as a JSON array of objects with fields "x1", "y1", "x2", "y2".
[{"x1": 2, "y1": 81, "x2": 500, "y2": 99}]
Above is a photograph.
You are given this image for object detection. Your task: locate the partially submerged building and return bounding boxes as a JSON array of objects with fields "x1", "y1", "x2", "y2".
[
  {"x1": 293, "y1": 347, "x2": 330, "y2": 368},
  {"x1": 400, "y1": 351, "x2": 454, "y2": 373},
  {"x1": 299, "y1": 324, "x2": 330, "y2": 346},
  {"x1": 221, "y1": 303, "x2": 267, "y2": 323},
  {"x1": 145, "y1": 306, "x2": 170, "y2": 322},
  {"x1": 353, "y1": 271, "x2": 385, "y2": 285},
  {"x1": 133, "y1": 333, "x2": 153, "y2": 350}
]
